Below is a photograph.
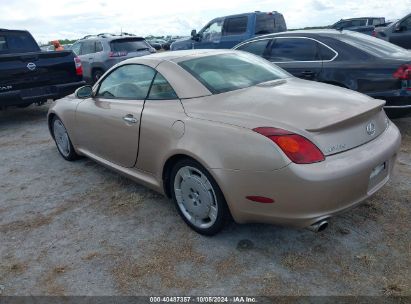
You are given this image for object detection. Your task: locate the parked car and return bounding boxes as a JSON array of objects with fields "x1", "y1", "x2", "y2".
[
  {"x1": 170, "y1": 11, "x2": 287, "y2": 51},
  {"x1": 234, "y1": 30, "x2": 411, "y2": 116},
  {"x1": 40, "y1": 45, "x2": 55, "y2": 51},
  {"x1": 147, "y1": 40, "x2": 162, "y2": 50},
  {"x1": 62, "y1": 44, "x2": 73, "y2": 50},
  {"x1": 48, "y1": 50, "x2": 400, "y2": 235},
  {"x1": 70, "y1": 33, "x2": 155, "y2": 83},
  {"x1": 0, "y1": 29, "x2": 85, "y2": 109},
  {"x1": 374, "y1": 13, "x2": 411, "y2": 49},
  {"x1": 330, "y1": 17, "x2": 385, "y2": 35}
]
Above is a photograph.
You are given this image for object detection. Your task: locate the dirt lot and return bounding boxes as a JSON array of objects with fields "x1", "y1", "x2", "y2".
[{"x1": 0, "y1": 103, "x2": 410, "y2": 296}]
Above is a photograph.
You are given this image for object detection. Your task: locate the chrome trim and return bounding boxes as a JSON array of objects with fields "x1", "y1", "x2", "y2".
[
  {"x1": 234, "y1": 36, "x2": 339, "y2": 63},
  {"x1": 384, "y1": 105, "x2": 411, "y2": 109}
]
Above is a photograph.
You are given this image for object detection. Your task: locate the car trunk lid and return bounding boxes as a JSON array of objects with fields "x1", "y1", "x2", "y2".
[{"x1": 182, "y1": 78, "x2": 388, "y2": 156}]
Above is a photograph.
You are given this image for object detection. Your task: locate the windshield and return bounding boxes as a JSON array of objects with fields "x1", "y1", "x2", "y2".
[
  {"x1": 110, "y1": 39, "x2": 150, "y2": 52},
  {"x1": 178, "y1": 52, "x2": 290, "y2": 94},
  {"x1": 338, "y1": 31, "x2": 410, "y2": 58}
]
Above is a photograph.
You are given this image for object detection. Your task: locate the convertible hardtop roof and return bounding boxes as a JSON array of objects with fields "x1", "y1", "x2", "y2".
[{"x1": 124, "y1": 49, "x2": 237, "y2": 65}]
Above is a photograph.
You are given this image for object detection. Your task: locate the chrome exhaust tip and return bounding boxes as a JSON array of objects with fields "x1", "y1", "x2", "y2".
[{"x1": 307, "y1": 220, "x2": 329, "y2": 232}]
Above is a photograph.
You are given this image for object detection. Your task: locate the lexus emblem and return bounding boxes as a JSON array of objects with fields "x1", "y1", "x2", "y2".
[
  {"x1": 366, "y1": 122, "x2": 376, "y2": 136},
  {"x1": 27, "y1": 62, "x2": 36, "y2": 71}
]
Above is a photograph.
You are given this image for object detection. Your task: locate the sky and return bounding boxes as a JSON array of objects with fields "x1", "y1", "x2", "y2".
[{"x1": 1, "y1": 0, "x2": 410, "y2": 43}]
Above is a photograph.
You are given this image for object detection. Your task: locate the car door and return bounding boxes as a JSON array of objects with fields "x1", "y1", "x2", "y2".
[
  {"x1": 75, "y1": 64, "x2": 156, "y2": 168},
  {"x1": 195, "y1": 19, "x2": 224, "y2": 49},
  {"x1": 267, "y1": 37, "x2": 323, "y2": 81},
  {"x1": 390, "y1": 16, "x2": 411, "y2": 49}
]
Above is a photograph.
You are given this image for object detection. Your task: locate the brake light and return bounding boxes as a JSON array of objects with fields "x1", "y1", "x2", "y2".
[
  {"x1": 372, "y1": 30, "x2": 376, "y2": 37},
  {"x1": 393, "y1": 64, "x2": 411, "y2": 80},
  {"x1": 74, "y1": 57, "x2": 82, "y2": 76},
  {"x1": 109, "y1": 51, "x2": 128, "y2": 57},
  {"x1": 253, "y1": 127, "x2": 325, "y2": 164}
]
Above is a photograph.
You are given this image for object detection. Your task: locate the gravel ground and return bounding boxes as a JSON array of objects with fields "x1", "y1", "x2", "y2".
[{"x1": 0, "y1": 103, "x2": 410, "y2": 296}]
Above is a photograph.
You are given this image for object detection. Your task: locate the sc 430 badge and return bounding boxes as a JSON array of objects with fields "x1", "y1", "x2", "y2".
[{"x1": 0, "y1": 85, "x2": 12, "y2": 91}]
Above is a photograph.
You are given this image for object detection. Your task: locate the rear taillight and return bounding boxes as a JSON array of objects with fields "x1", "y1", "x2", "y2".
[
  {"x1": 109, "y1": 51, "x2": 128, "y2": 57},
  {"x1": 393, "y1": 64, "x2": 411, "y2": 80},
  {"x1": 74, "y1": 57, "x2": 82, "y2": 76},
  {"x1": 372, "y1": 30, "x2": 376, "y2": 37},
  {"x1": 253, "y1": 127, "x2": 325, "y2": 164}
]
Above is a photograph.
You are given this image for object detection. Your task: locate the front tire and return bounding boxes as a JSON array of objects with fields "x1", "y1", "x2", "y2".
[
  {"x1": 52, "y1": 117, "x2": 79, "y2": 161},
  {"x1": 170, "y1": 159, "x2": 229, "y2": 235}
]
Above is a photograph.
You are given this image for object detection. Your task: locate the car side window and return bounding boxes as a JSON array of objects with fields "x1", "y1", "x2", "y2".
[
  {"x1": 401, "y1": 16, "x2": 411, "y2": 30},
  {"x1": 148, "y1": 73, "x2": 178, "y2": 100},
  {"x1": 222, "y1": 16, "x2": 248, "y2": 36},
  {"x1": 269, "y1": 38, "x2": 320, "y2": 62},
  {"x1": 351, "y1": 19, "x2": 366, "y2": 27},
  {"x1": 236, "y1": 39, "x2": 271, "y2": 57},
  {"x1": 318, "y1": 43, "x2": 337, "y2": 61},
  {"x1": 95, "y1": 41, "x2": 103, "y2": 52},
  {"x1": 71, "y1": 42, "x2": 81, "y2": 55},
  {"x1": 96, "y1": 64, "x2": 156, "y2": 100},
  {"x1": 201, "y1": 20, "x2": 223, "y2": 42},
  {"x1": 80, "y1": 41, "x2": 95, "y2": 55}
]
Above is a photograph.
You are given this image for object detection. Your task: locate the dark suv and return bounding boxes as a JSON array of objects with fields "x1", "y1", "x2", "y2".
[{"x1": 71, "y1": 33, "x2": 155, "y2": 83}]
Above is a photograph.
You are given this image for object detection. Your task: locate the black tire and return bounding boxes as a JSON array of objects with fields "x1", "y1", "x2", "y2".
[
  {"x1": 92, "y1": 69, "x2": 104, "y2": 84},
  {"x1": 170, "y1": 158, "x2": 230, "y2": 235},
  {"x1": 51, "y1": 116, "x2": 79, "y2": 161}
]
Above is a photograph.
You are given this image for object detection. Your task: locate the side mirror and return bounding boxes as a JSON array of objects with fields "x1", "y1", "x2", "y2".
[
  {"x1": 75, "y1": 85, "x2": 93, "y2": 99},
  {"x1": 191, "y1": 29, "x2": 201, "y2": 41},
  {"x1": 394, "y1": 23, "x2": 404, "y2": 32}
]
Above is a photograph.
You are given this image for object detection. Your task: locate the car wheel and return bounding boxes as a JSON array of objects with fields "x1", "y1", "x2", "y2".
[
  {"x1": 52, "y1": 117, "x2": 79, "y2": 161},
  {"x1": 170, "y1": 159, "x2": 229, "y2": 235},
  {"x1": 92, "y1": 69, "x2": 104, "y2": 83}
]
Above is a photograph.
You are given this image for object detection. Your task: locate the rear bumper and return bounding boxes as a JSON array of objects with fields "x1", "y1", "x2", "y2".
[
  {"x1": 211, "y1": 122, "x2": 401, "y2": 228},
  {"x1": 369, "y1": 89, "x2": 411, "y2": 109},
  {"x1": 0, "y1": 81, "x2": 85, "y2": 107}
]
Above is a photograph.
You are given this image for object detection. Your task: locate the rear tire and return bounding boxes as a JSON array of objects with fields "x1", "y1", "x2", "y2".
[
  {"x1": 170, "y1": 159, "x2": 229, "y2": 236},
  {"x1": 52, "y1": 116, "x2": 79, "y2": 161}
]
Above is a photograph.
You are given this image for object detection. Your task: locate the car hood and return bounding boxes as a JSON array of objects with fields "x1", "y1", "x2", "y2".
[{"x1": 182, "y1": 77, "x2": 387, "y2": 155}]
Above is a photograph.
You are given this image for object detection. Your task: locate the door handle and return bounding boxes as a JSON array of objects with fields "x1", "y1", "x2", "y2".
[
  {"x1": 123, "y1": 114, "x2": 138, "y2": 124},
  {"x1": 301, "y1": 71, "x2": 315, "y2": 77}
]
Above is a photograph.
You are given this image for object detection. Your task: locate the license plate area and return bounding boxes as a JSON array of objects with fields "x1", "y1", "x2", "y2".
[
  {"x1": 370, "y1": 162, "x2": 386, "y2": 180},
  {"x1": 368, "y1": 161, "x2": 388, "y2": 193}
]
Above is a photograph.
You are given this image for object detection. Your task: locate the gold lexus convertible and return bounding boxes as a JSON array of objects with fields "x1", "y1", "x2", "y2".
[{"x1": 48, "y1": 50, "x2": 401, "y2": 235}]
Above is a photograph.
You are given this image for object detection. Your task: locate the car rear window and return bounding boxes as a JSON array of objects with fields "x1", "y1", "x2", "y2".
[
  {"x1": 337, "y1": 32, "x2": 410, "y2": 58},
  {"x1": 110, "y1": 38, "x2": 150, "y2": 52},
  {"x1": 255, "y1": 14, "x2": 276, "y2": 35},
  {"x1": 0, "y1": 31, "x2": 39, "y2": 54},
  {"x1": 178, "y1": 52, "x2": 289, "y2": 94}
]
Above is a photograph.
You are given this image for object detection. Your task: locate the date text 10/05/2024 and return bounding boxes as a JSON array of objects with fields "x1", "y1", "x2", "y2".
[{"x1": 149, "y1": 297, "x2": 257, "y2": 303}]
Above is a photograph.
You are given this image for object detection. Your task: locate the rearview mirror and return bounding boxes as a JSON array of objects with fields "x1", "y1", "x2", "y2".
[{"x1": 75, "y1": 85, "x2": 93, "y2": 99}]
